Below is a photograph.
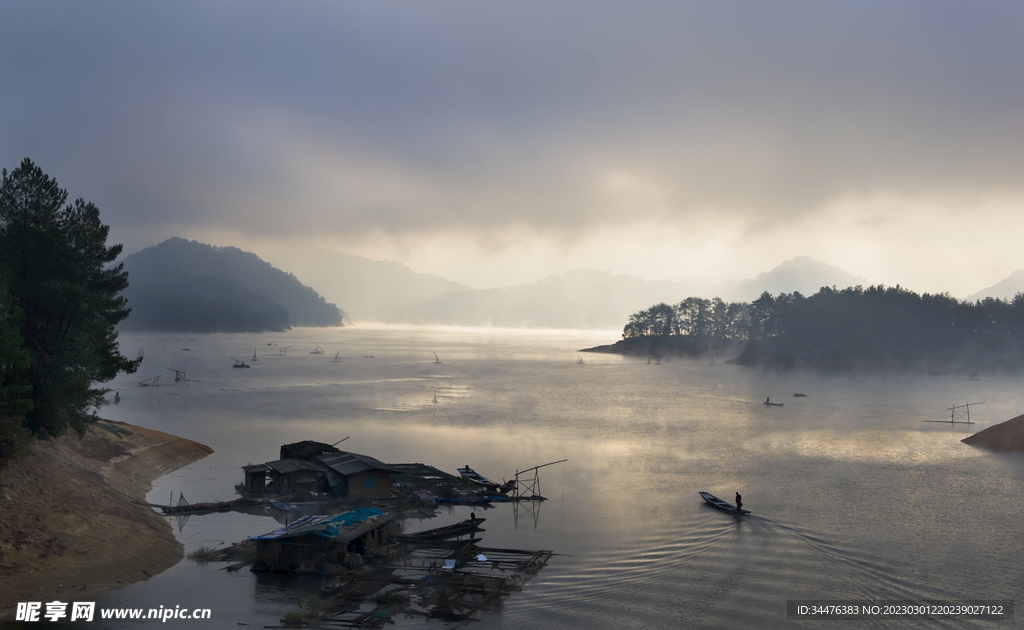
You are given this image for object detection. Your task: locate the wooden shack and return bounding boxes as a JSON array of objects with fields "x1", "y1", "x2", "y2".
[
  {"x1": 264, "y1": 459, "x2": 331, "y2": 495},
  {"x1": 251, "y1": 508, "x2": 394, "y2": 574},
  {"x1": 241, "y1": 463, "x2": 271, "y2": 493},
  {"x1": 316, "y1": 451, "x2": 402, "y2": 499}
]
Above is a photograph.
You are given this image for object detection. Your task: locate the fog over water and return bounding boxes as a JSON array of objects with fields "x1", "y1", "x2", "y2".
[{"x1": 89, "y1": 326, "x2": 1023, "y2": 629}]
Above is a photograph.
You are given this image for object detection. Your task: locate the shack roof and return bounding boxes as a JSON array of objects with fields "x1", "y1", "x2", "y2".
[
  {"x1": 250, "y1": 508, "x2": 393, "y2": 542},
  {"x1": 242, "y1": 464, "x2": 272, "y2": 473},
  {"x1": 316, "y1": 451, "x2": 402, "y2": 476},
  {"x1": 265, "y1": 459, "x2": 328, "y2": 475},
  {"x1": 388, "y1": 463, "x2": 463, "y2": 484},
  {"x1": 280, "y1": 440, "x2": 340, "y2": 461}
]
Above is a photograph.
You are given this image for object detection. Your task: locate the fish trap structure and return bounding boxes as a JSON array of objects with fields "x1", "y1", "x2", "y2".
[{"x1": 314, "y1": 541, "x2": 555, "y2": 627}]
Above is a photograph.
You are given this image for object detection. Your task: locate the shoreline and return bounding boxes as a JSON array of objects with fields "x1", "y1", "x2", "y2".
[
  {"x1": 962, "y1": 413, "x2": 1024, "y2": 452},
  {"x1": 0, "y1": 420, "x2": 213, "y2": 619}
]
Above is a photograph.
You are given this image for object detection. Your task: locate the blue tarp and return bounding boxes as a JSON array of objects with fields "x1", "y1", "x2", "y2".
[{"x1": 251, "y1": 507, "x2": 385, "y2": 541}]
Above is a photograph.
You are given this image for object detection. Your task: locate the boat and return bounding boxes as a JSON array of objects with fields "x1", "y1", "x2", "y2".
[
  {"x1": 396, "y1": 518, "x2": 486, "y2": 542},
  {"x1": 457, "y1": 465, "x2": 501, "y2": 489},
  {"x1": 764, "y1": 401, "x2": 784, "y2": 407},
  {"x1": 310, "y1": 344, "x2": 325, "y2": 355},
  {"x1": 699, "y1": 491, "x2": 750, "y2": 515},
  {"x1": 232, "y1": 358, "x2": 251, "y2": 368},
  {"x1": 331, "y1": 351, "x2": 342, "y2": 363},
  {"x1": 251, "y1": 348, "x2": 258, "y2": 362},
  {"x1": 435, "y1": 496, "x2": 493, "y2": 506}
]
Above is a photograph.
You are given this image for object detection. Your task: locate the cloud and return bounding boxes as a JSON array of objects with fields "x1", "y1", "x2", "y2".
[{"x1": 2, "y1": 1, "x2": 1024, "y2": 289}]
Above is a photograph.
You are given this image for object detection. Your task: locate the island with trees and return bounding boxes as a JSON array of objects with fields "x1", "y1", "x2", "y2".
[{"x1": 586, "y1": 286, "x2": 1024, "y2": 374}]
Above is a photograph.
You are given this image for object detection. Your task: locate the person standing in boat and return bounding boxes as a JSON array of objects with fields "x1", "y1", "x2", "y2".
[
  {"x1": 766, "y1": 397, "x2": 770, "y2": 404},
  {"x1": 735, "y1": 492, "x2": 743, "y2": 511}
]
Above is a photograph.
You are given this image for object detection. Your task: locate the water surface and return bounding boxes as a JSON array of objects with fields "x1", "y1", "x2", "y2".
[{"x1": 94, "y1": 325, "x2": 1024, "y2": 628}]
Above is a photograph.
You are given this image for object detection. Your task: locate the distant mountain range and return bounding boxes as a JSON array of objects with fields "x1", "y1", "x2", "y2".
[
  {"x1": 268, "y1": 250, "x2": 470, "y2": 323},
  {"x1": 119, "y1": 238, "x2": 343, "y2": 332},
  {"x1": 967, "y1": 270, "x2": 1024, "y2": 302},
  {"x1": 123, "y1": 239, "x2": 1022, "y2": 332},
  {"x1": 399, "y1": 257, "x2": 871, "y2": 329},
  {"x1": 256, "y1": 254, "x2": 876, "y2": 330},
  {"x1": 404, "y1": 268, "x2": 690, "y2": 329}
]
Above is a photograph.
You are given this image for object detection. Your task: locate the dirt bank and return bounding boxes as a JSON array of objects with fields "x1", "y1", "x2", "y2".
[
  {"x1": 961, "y1": 413, "x2": 1024, "y2": 452},
  {"x1": 0, "y1": 420, "x2": 212, "y2": 618}
]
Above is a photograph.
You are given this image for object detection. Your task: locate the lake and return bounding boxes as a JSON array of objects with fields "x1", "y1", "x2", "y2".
[{"x1": 92, "y1": 325, "x2": 1023, "y2": 628}]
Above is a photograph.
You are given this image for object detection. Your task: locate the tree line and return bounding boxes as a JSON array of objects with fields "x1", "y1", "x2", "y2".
[
  {"x1": 623, "y1": 293, "x2": 793, "y2": 341},
  {"x1": 1, "y1": 159, "x2": 139, "y2": 464},
  {"x1": 624, "y1": 286, "x2": 1024, "y2": 371}
]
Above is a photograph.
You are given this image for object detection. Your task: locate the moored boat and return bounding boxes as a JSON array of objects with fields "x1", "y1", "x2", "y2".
[{"x1": 396, "y1": 518, "x2": 486, "y2": 542}]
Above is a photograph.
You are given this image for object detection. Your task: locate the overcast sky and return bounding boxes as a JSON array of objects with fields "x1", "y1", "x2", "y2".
[{"x1": 3, "y1": 1, "x2": 1023, "y2": 294}]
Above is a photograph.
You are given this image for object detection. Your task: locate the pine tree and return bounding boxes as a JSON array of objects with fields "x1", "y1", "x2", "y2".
[{"x1": 0, "y1": 158, "x2": 140, "y2": 437}]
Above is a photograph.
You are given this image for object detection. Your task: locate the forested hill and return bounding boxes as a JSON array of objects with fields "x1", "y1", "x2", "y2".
[
  {"x1": 611, "y1": 286, "x2": 1024, "y2": 374},
  {"x1": 119, "y1": 238, "x2": 343, "y2": 332}
]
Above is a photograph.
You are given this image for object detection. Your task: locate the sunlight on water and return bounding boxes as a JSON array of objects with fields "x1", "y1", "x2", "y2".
[{"x1": 746, "y1": 429, "x2": 989, "y2": 465}]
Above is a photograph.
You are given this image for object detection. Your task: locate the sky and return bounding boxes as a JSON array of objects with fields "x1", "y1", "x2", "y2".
[{"x1": 2, "y1": 1, "x2": 1024, "y2": 295}]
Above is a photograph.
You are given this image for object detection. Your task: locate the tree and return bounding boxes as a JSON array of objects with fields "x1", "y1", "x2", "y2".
[
  {"x1": 0, "y1": 158, "x2": 140, "y2": 437},
  {"x1": 0, "y1": 270, "x2": 32, "y2": 418}
]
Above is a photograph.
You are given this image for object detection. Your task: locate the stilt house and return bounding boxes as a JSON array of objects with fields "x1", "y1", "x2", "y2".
[{"x1": 251, "y1": 508, "x2": 394, "y2": 574}]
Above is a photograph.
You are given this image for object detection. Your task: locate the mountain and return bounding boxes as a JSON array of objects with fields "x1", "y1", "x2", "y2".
[
  {"x1": 966, "y1": 270, "x2": 1024, "y2": 302},
  {"x1": 401, "y1": 258, "x2": 867, "y2": 330},
  {"x1": 119, "y1": 238, "x2": 343, "y2": 332},
  {"x1": 407, "y1": 269, "x2": 694, "y2": 329},
  {"x1": 727, "y1": 256, "x2": 868, "y2": 301},
  {"x1": 269, "y1": 250, "x2": 471, "y2": 323}
]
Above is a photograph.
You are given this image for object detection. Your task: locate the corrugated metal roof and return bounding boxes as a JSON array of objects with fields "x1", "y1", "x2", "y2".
[
  {"x1": 388, "y1": 463, "x2": 462, "y2": 483},
  {"x1": 250, "y1": 508, "x2": 393, "y2": 542},
  {"x1": 316, "y1": 451, "x2": 402, "y2": 476},
  {"x1": 242, "y1": 464, "x2": 272, "y2": 473},
  {"x1": 265, "y1": 459, "x2": 328, "y2": 475}
]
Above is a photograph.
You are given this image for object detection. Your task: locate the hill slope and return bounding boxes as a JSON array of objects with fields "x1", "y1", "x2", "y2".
[
  {"x1": 120, "y1": 238, "x2": 342, "y2": 331},
  {"x1": 402, "y1": 258, "x2": 867, "y2": 330},
  {"x1": 408, "y1": 269, "x2": 693, "y2": 329},
  {"x1": 728, "y1": 257, "x2": 868, "y2": 301},
  {"x1": 966, "y1": 270, "x2": 1024, "y2": 302},
  {"x1": 271, "y1": 250, "x2": 470, "y2": 323}
]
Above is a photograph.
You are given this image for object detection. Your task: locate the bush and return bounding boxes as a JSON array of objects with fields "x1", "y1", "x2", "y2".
[{"x1": 187, "y1": 546, "x2": 220, "y2": 564}]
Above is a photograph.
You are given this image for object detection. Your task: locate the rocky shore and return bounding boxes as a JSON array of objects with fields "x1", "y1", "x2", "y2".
[{"x1": 0, "y1": 420, "x2": 212, "y2": 618}]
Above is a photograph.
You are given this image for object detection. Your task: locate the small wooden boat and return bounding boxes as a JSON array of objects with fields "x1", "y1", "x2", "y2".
[
  {"x1": 457, "y1": 465, "x2": 501, "y2": 488},
  {"x1": 396, "y1": 518, "x2": 486, "y2": 541},
  {"x1": 435, "y1": 496, "x2": 493, "y2": 506},
  {"x1": 699, "y1": 491, "x2": 750, "y2": 515},
  {"x1": 764, "y1": 401, "x2": 783, "y2": 407}
]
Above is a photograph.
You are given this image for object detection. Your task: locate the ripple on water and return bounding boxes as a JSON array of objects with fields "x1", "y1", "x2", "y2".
[{"x1": 508, "y1": 515, "x2": 986, "y2": 629}]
